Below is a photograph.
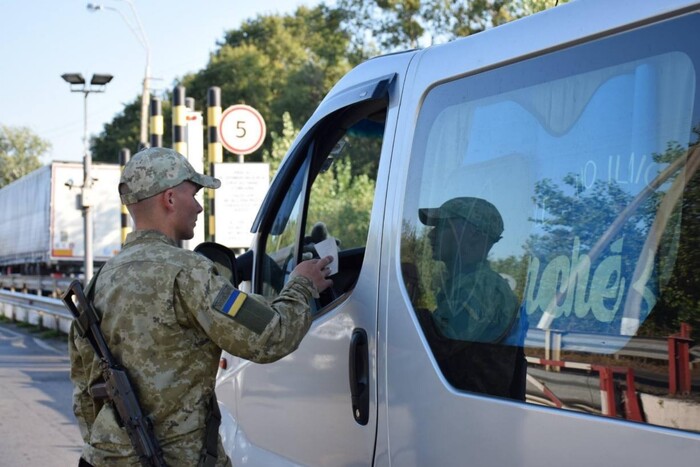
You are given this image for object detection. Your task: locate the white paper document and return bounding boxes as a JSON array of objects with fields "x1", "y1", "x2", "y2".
[{"x1": 314, "y1": 237, "x2": 339, "y2": 275}]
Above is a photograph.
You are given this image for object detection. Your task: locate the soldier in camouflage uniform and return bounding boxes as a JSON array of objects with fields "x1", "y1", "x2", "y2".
[
  {"x1": 69, "y1": 147, "x2": 334, "y2": 466},
  {"x1": 417, "y1": 197, "x2": 526, "y2": 399}
]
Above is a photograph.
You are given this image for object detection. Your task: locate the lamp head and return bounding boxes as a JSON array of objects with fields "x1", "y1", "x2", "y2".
[
  {"x1": 90, "y1": 74, "x2": 113, "y2": 86},
  {"x1": 61, "y1": 73, "x2": 86, "y2": 85}
]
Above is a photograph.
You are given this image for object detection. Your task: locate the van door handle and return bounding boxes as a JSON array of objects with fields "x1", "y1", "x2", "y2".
[{"x1": 348, "y1": 328, "x2": 369, "y2": 425}]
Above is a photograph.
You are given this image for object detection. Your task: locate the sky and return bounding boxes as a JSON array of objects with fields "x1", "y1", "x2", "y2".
[{"x1": 1, "y1": 0, "x2": 329, "y2": 163}]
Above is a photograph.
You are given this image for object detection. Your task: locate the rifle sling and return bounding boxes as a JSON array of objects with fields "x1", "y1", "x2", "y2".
[{"x1": 84, "y1": 266, "x2": 101, "y2": 305}]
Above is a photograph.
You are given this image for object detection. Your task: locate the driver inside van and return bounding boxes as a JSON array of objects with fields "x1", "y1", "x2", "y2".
[{"x1": 417, "y1": 196, "x2": 526, "y2": 399}]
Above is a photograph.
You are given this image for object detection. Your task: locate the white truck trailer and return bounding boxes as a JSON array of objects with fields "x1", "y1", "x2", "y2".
[{"x1": 0, "y1": 161, "x2": 123, "y2": 275}]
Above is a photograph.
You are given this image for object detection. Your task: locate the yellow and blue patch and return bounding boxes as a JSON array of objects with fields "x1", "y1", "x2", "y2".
[
  {"x1": 212, "y1": 283, "x2": 275, "y2": 334},
  {"x1": 213, "y1": 284, "x2": 247, "y2": 317}
]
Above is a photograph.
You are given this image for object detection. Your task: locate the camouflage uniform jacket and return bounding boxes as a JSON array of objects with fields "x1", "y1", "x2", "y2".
[
  {"x1": 432, "y1": 260, "x2": 518, "y2": 343},
  {"x1": 424, "y1": 261, "x2": 526, "y2": 398},
  {"x1": 69, "y1": 230, "x2": 316, "y2": 466}
]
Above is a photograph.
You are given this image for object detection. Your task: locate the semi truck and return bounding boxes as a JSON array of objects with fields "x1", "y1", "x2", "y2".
[{"x1": 0, "y1": 161, "x2": 123, "y2": 276}]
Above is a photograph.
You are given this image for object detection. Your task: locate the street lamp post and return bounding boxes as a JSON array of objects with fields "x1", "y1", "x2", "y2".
[
  {"x1": 61, "y1": 72, "x2": 113, "y2": 285},
  {"x1": 87, "y1": 1, "x2": 151, "y2": 149}
]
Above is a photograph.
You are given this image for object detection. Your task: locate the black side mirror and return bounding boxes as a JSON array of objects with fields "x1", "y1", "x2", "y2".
[{"x1": 194, "y1": 242, "x2": 238, "y2": 286}]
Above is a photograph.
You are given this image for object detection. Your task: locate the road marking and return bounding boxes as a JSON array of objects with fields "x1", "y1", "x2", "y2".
[
  {"x1": 0, "y1": 324, "x2": 64, "y2": 354},
  {"x1": 0, "y1": 326, "x2": 26, "y2": 339},
  {"x1": 33, "y1": 337, "x2": 63, "y2": 355}
]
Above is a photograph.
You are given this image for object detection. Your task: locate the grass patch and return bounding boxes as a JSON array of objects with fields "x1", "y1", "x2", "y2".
[
  {"x1": 1, "y1": 318, "x2": 68, "y2": 342},
  {"x1": 38, "y1": 329, "x2": 66, "y2": 340}
]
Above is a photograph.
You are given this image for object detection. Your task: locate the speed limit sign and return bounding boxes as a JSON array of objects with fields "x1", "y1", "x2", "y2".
[{"x1": 218, "y1": 104, "x2": 266, "y2": 155}]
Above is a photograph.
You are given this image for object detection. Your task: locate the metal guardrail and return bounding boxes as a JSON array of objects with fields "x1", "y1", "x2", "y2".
[
  {"x1": 0, "y1": 275, "x2": 74, "y2": 296},
  {"x1": 525, "y1": 329, "x2": 682, "y2": 362},
  {"x1": 535, "y1": 329, "x2": 699, "y2": 363},
  {"x1": 0, "y1": 289, "x2": 73, "y2": 334}
]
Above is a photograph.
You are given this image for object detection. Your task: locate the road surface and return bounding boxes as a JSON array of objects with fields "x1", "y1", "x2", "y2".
[{"x1": 0, "y1": 323, "x2": 83, "y2": 466}]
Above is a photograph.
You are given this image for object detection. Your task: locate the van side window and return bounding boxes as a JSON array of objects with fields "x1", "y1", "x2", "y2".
[
  {"x1": 261, "y1": 108, "x2": 386, "y2": 313},
  {"x1": 401, "y1": 15, "x2": 700, "y2": 432}
]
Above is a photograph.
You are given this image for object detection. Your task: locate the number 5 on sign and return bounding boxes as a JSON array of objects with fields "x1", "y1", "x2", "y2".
[{"x1": 218, "y1": 104, "x2": 266, "y2": 155}]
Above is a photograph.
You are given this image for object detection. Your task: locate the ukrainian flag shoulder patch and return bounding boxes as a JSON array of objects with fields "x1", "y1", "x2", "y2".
[{"x1": 213, "y1": 284, "x2": 247, "y2": 317}]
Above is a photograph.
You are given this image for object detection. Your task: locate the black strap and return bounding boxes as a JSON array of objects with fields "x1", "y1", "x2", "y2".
[
  {"x1": 85, "y1": 266, "x2": 103, "y2": 303},
  {"x1": 75, "y1": 266, "x2": 103, "y2": 347},
  {"x1": 200, "y1": 392, "x2": 221, "y2": 467}
]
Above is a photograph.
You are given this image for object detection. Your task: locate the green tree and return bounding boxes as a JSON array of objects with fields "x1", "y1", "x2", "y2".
[
  {"x1": 92, "y1": 5, "x2": 355, "y2": 164},
  {"x1": 400, "y1": 221, "x2": 442, "y2": 310},
  {"x1": 337, "y1": 0, "x2": 570, "y2": 51},
  {"x1": 90, "y1": 1, "x2": 571, "y2": 163},
  {"x1": 518, "y1": 0, "x2": 569, "y2": 15},
  {"x1": 180, "y1": 5, "x2": 355, "y2": 163},
  {"x1": 528, "y1": 174, "x2": 652, "y2": 263},
  {"x1": 308, "y1": 156, "x2": 376, "y2": 249},
  {"x1": 91, "y1": 98, "x2": 145, "y2": 163},
  {"x1": 526, "y1": 174, "x2": 655, "y2": 333},
  {"x1": 263, "y1": 111, "x2": 298, "y2": 178},
  {"x1": 644, "y1": 136, "x2": 700, "y2": 339},
  {"x1": 0, "y1": 125, "x2": 48, "y2": 187},
  {"x1": 525, "y1": 137, "x2": 700, "y2": 338}
]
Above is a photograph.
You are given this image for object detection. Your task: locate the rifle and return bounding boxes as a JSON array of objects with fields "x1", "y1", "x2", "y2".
[{"x1": 63, "y1": 279, "x2": 168, "y2": 467}]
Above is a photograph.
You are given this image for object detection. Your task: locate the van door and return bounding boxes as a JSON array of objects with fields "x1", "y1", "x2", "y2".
[
  {"x1": 381, "y1": 5, "x2": 700, "y2": 466},
  {"x1": 216, "y1": 65, "x2": 409, "y2": 465}
]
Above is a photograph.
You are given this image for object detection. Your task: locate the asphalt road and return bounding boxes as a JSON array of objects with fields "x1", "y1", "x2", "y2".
[{"x1": 0, "y1": 323, "x2": 83, "y2": 466}]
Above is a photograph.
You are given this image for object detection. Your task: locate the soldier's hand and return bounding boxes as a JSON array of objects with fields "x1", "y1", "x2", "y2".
[{"x1": 291, "y1": 256, "x2": 334, "y2": 294}]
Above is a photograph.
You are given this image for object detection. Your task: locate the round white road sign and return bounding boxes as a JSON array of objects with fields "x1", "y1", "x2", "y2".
[{"x1": 218, "y1": 104, "x2": 266, "y2": 155}]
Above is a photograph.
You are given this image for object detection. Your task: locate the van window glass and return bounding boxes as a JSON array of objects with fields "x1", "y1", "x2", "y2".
[
  {"x1": 262, "y1": 109, "x2": 386, "y2": 313},
  {"x1": 260, "y1": 159, "x2": 309, "y2": 298},
  {"x1": 401, "y1": 14, "x2": 700, "y2": 432}
]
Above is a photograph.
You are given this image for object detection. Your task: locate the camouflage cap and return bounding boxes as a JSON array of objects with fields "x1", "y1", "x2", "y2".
[
  {"x1": 119, "y1": 147, "x2": 220, "y2": 205},
  {"x1": 419, "y1": 197, "x2": 504, "y2": 241}
]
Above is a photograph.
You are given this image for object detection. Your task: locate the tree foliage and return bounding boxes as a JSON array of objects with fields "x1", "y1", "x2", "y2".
[
  {"x1": 176, "y1": 5, "x2": 355, "y2": 164},
  {"x1": 400, "y1": 220, "x2": 442, "y2": 310},
  {"x1": 528, "y1": 174, "x2": 652, "y2": 263},
  {"x1": 90, "y1": 2, "x2": 569, "y2": 162},
  {"x1": 91, "y1": 5, "x2": 353, "y2": 164},
  {"x1": 0, "y1": 125, "x2": 48, "y2": 188},
  {"x1": 262, "y1": 111, "x2": 298, "y2": 178},
  {"x1": 337, "y1": 0, "x2": 569, "y2": 51},
  {"x1": 308, "y1": 156, "x2": 376, "y2": 249},
  {"x1": 91, "y1": 98, "x2": 149, "y2": 163},
  {"x1": 523, "y1": 137, "x2": 700, "y2": 338},
  {"x1": 646, "y1": 136, "x2": 700, "y2": 339}
]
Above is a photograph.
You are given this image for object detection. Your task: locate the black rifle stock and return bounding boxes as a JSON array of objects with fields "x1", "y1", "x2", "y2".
[{"x1": 63, "y1": 279, "x2": 168, "y2": 467}]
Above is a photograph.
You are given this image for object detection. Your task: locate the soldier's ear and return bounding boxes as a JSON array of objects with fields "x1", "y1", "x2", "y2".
[{"x1": 158, "y1": 188, "x2": 176, "y2": 212}]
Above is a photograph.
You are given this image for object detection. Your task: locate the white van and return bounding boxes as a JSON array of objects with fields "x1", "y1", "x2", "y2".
[{"x1": 215, "y1": 0, "x2": 700, "y2": 464}]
